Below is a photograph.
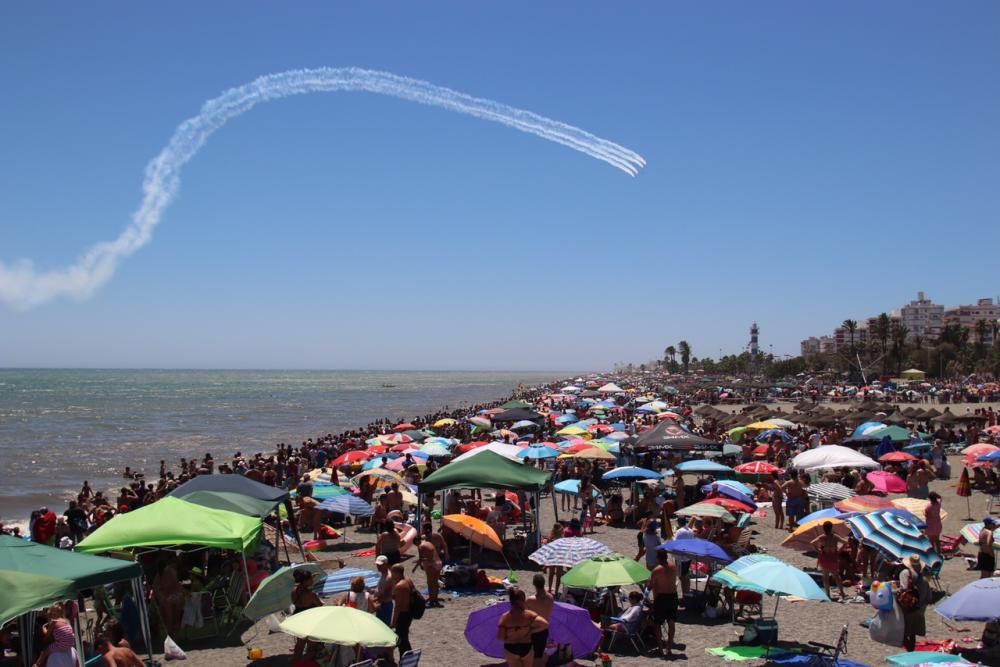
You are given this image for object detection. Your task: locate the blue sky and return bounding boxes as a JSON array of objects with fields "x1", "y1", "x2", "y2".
[{"x1": 1, "y1": 3, "x2": 998, "y2": 370}]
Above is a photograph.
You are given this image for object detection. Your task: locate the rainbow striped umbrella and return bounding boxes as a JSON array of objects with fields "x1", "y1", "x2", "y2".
[
  {"x1": 846, "y1": 510, "x2": 942, "y2": 569},
  {"x1": 835, "y1": 495, "x2": 896, "y2": 513},
  {"x1": 959, "y1": 522, "x2": 1000, "y2": 546}
]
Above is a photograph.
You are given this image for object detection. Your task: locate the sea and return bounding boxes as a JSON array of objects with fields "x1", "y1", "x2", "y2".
[{"x1": 0, "y1": 369, "x2": 565, "y2": 525}]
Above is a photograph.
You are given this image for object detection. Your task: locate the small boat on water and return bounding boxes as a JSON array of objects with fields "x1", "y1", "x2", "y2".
[{"x1": 381, "y1": 383, "x2": 397, "y2": 388}]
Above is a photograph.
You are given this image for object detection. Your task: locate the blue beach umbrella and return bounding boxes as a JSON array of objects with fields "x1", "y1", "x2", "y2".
[
  {"x1": 659, "y1": 537, "x2": 732, "y2": 563},
  {"x1": 935, "y1": 577, "x2": 1000, "y2": 622},
  {"x1": 852, "y1": 421, "x2": 885, "y2": 438},
  {"x1": 701, "y1": 484, "x2": 757, "y2": 510},
  {"x1": 846, "y1": 510, "x2": 942, "y2": 570},
  {"x1": 318, "y1": 494, "x2": 375, "y2": 516},
  {"x1": 556, "y1": 414, "x2": 579, "y2": 424},
  {"x1": 602, "y1": 466, "x2": 661, "y2": 481},
  {"x1": 610, "y1": 422, "x2": 627, "y2": 431},
  {"x1": 711, "y1": 554, "x2": 779, "y2": 593},
  {"x1": 511, "y1": 420, "x2": 538, "y2": 431},
  {"x1": 553, "y1": 480, "x2": 601, "y2": 498},
  {"x1": 735, "y1": 559, "x2": 829, "y2": 617},
  {"x1": 702, "y1": 480, "x2": 754, "y2": 497},
  {"x1": 755, "y1": 429, "x2": 793, "y2": 443},
  {"x1": 310, "y1": 482, "x2": 350, "y2": 500},
  {"x1": 798, "y1": 508, "x2": 854, "y2": 527},
  {"x1": 977, "y1": 450, "x2": 1000, "y2": 462},
  {"x1": 676, "y1": 459, "x2": 732, "y2": 474},
  {"x1": 517, "y1": 445, "x2": 559, "y2": 460}
]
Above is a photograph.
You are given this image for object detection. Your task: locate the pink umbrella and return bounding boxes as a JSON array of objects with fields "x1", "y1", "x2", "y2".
[{"x1": 866, "y1": 471, "x2": 907, "y2": 494}]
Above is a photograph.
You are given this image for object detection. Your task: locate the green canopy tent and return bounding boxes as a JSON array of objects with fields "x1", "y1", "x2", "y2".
[
  {"x1": 178, "y1": 490, "x2": 281, "y2": 519},
  {"x1": 417, "y1": 450, "x2": 551, "y2": 550},
  {"x1": 77, "y1": 497, "x2": 262, "y2": 555},
  {"x1": 0, "y1": 536, "x2": 153, "y2": 662}
]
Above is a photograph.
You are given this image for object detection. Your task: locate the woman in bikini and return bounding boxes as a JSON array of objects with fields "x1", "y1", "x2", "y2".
[
  {"x1": 290, "y1": 570, "x2": 323, "y2": 661},
  {"x1": 497, "y1": 588, "x2": 548, "y2": 667},
  {"x1": 810, "y1": 521, "x2": 846, "y2": 599}
]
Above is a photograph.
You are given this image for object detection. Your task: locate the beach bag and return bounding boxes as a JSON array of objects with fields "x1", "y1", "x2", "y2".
[
  {"x1": 408, "y1": 582, "x2": 426, "y2": 620},
  {"x1": 163, "y1": 636, "x2": 187, "y2": 661},
  {"x1": 895, "y1": 574, "x2": 920, "y2": 610}
]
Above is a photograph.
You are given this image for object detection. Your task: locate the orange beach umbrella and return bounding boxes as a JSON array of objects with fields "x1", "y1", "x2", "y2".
[{"x1": 442, "y1": 514, "x2": 503, "y2": 552}]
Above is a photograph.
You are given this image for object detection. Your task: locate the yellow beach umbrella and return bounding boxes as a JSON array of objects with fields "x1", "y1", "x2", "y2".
[
  {"x1": 745, "y1": 421, "x2": 781, "y2": 431},
  {"x1": 890, "y1": 497, "x2": 948, "y2": 521},
  {"x1": 574, "y1": 447, "x2": 616, "y2": 461},
  {"x1": 557, "y1": 425, "x2": 589, "y2": 436},
  {"x1": 434, "y1": 418, "x2": 458, "y2": 427}
]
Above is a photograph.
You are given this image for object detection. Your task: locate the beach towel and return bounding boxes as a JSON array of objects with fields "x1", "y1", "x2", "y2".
[
  {"x1": 352, "y1": 548, "x2": 376, "y2": 557},
  {"x1": 765, "y1": 656, "x2": 870, "y2": 667},
  {"x1": 706, "y1": 646, "x2": 793, "y2": 661}
]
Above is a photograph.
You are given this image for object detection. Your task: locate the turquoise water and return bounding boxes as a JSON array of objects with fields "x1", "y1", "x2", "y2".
[{"x1": 0, "y1": 369, "x2": 560, "y2": 522}]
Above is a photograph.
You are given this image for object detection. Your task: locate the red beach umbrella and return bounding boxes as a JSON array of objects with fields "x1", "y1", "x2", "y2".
[
  {"x1": 332, "y1": 450, "x2": 372, "y2": 466},
  {"x1": 878, "y1": 451, "x2": 917, "y2": 463},
  {"x1": 393, "y1": 422, "x2": 416, "y2": 432},
  {"x1": 752, "y1": 444, "x2": 770, "y2": 457},
  {"x1": 702, "y1": 497, "x2": 755, "y2": 513},
  {"x1": 734, "y1": 461, "x2": 783, "y2": 476}
]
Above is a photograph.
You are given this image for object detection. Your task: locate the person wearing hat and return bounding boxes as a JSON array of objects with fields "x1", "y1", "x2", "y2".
[
  {"x1": 979, "y1": 518, "x2": 997, "y2": 579},
  {"x1": 374, "y1": 555, "x2": 395, "y2": 625},
  {"x1": 897, "y1": 555, "x2": 930, "y2": 652}
]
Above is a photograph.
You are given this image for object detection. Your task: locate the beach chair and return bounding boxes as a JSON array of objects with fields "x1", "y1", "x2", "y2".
[
  {"x1": 927, "y1": 561, "x2": 946, "y2": 593},
  {"x1": 605, "y1": 611, "x2": 646, "y2": 654},
  {"x1": 398, "y1": 649, "x2": 422, "y2": 667},
  {"x1": 346, "y1": 661, "x2": 373, "y2": 667},
  {"x1": 939, "y1": 534, "x2": 962, "y2": 559},
  {"x1": 730, "y1": 528, "x2": 755, "y2": 557},
  {"x1": 804, "y1": 624, "x2": 847, "y2": 666}
]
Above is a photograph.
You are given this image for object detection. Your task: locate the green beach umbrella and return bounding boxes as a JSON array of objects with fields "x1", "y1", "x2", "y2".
[
  {"x1": 243, "y1": 563, "x2": 326, "y2": 622},
  {"x1": 561, "y1": 553, "x2": 650, "y2": 589},
  {"x1": 278, "y1": 606, "x2": 397, "y2": 647}
]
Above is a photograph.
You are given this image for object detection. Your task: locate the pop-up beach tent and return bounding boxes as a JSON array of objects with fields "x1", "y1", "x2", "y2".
[
  {"x1": 633, "y1": 421, "x2": 723, "y2": 452},
  {"x1": 168, "y1": 473, "x2": 304, "y2": 557},
  {"x1": 417, "y1": 450, "x2": 551, "y2": 548},
  {"x1": 76, "y1": 497, "x2": 262, "y2": 555},
  {"x1": 0, "y1": 536, "x2": 153, "y2": 662}
]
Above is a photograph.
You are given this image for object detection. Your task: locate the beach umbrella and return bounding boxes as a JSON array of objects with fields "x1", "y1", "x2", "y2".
[
  {"x1": 852, "y1": 421, "x2": 886, "y2": 438},
  {"x1": 745, "y1": 421, "x2": 781, "y2": 431},
  {"x1": 867, "y1": 471, "x2": 908, "y2": 494},
  {"x1": 433, "y1": 418, "x2": 457, "y2": 428},
  {"x1": 332, "y1": 450, "x2": 371, "y2": 466},
  {"x1": 378, "y1": 433, "x2": 413, "y2": 445},
  {"x1": 352, "y1": 468, "x2": 409, "y2": 490},
  {"x1": 798, "y1": 507, "x2": 854, "y2": 526},
  {"x1": 561, "y1": 554, "x2": 651, "y2": 589},
  {"x1": 781, "y1": 518, "x2": 851, "y2": 552},
  {"x1": 807, "y1": 482, "x2": 857, "y2": 504},
  {"x1": 602, "y1": 466, "x2": 661, "y2": 481},
  {"x1": 935, "y1": 577, "x2": 1000, "y2": 622},
  {"x1": 887, "y1": 652, "x2": 975, "y2": 666},
  {"x1": 977, "y1": 450, "x2": 1000, "y2": 462},
  {"x1": 765, "y1": 418, "x2": 796, "y2": 428},
  {"x1": 958, "y1": 522, "x2": 1000, "y2": 546},
  {"x1": 511, "y1": 419, "x2": 538, "y2": 431},
  {"x1": 418, "y1": 442, "x2": 452, "y2": 458},
  {"x1": 733, "y1": 559, "x2": 829, "y2": 616},
  {"x1": 309, "y1": 482, "x2": 351, "y2": 500},
  {"x1": 557, "y1": 425, "x2": 590, "y2": 437},
  {"x1": 836, "y1": 495, "x2": 896, "y2": 513},
  {"x1": 675, "y1": 459, "x2": 732, "y2": 474},
  {"x1": 442, "y1": 514, "x2": 502, "y2": 552},
  {"x1": 961, "y1": 443, "x2": 998, "y2": 457},
  {"x1": 243, "y1": 563, "x2": 326, "y2": 621},
  {"x1": 846, "y1": 510, "x2": 942, "y2": 569},
  {"x1": 393, "y1": 422, "x2": 416, "y2": 432},
  {"x1": 879, "y1": 451, "x2": 918, "y2": 463},
  {"x1": 278, "y1": 606, "x2": 397, "y2": 647},
  {"x1": 675, "y1": 502, "x2": 736, "y2": 523},
  {"x1": 710, "y1": 554, "x2": 779, "y2": 593},
  {"x1": 702, "y1": 483, "x2": 757, "y2": 508},
  {"x1": 755, "y1": 429, "x2": 793, "y2": 443},
  {"x1": 528, "y1": 537, "x2": 613, "y2": 568},
  {"x1": 465, "y1": 600, "x2": 601, "y2": 660},
  {"x1": 317, "y1": 494, "x2": 375, "y2": 517},
  {"x1": 956, "y1": 468, "x2": 973, "y2": 519},
  {"x1": 702, "y1": 497, "x2": 755, "y2": 514},
  {"x1": 468, "y1": 416, "x2": 492, "y2": 428},
  {"x1": 517, "y1": 444, "x2": 560, "y2": 460},
  {"x1": 552, "y1": 480, "x2": 601, "y2": 498},
  {"x1": 891, "y1": 498, "x2": 948, "y2": 522},
  {"x1": 792, "y1": 445, "x2": 879, "y2": 471},
  {"x1": 659, "y1": 538, "x2": 733, "y2": 563},
  {"x1": 574, "y1": 447, "x2": 616, "y2": 461}
]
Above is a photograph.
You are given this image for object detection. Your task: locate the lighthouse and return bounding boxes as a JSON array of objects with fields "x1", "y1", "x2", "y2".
[{"x1": 750, "y1": 322, "x2": 760, "y2": 371}]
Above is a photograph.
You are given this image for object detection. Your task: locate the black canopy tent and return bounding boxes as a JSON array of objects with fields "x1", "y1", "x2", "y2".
[
  {"x1": 632, "y1": 421, "x2": 723, "y2": 452},
  {"x1": 168, "y1": 474, "x2": 304, "y2": 558},
  {"x1": 490, "y1": 408, "x2": 545, "y2": 423}
]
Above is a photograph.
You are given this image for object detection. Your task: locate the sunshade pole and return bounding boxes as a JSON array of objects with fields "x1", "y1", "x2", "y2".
[
  {"x1": 71, "y1": 609, "x2": 85, "y2": 667},
  {"x1": 133, "y1": 576, "x2": 154, "y2": 663}
]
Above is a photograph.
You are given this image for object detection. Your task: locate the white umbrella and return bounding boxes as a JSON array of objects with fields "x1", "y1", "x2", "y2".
[
  {"x1": 451, "y1": 442, "x2": 524, "y2": 463},
  {"x1": 792, "y1": 445, "x2": 879, "y2": 471}
]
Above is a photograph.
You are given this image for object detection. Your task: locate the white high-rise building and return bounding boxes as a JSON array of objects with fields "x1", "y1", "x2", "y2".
[{"x1": 900, "y1": 291, "x2": 944, "y2": 341}]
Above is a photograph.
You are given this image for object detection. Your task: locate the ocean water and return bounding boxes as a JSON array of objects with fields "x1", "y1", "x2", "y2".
[{"x1": 0, "y1": 369, "x2": 561, "y2": 523}]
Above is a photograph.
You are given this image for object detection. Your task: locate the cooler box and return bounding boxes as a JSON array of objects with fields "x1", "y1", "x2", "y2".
[
  {"x1": 683, "y1": 590, "x2": 705, "y2": 613},
  {"x1": 754, "y1": 618, "x2": 779, "y2": 645}
]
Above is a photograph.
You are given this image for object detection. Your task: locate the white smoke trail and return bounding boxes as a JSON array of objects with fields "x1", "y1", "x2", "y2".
[{"x1": 0, "y1": 67, "x2": 645, "y2": 309}]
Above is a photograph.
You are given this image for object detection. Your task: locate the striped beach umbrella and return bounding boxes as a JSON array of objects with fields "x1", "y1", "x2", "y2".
[
  {"x1": 891, "y1": 497, "x2": 948, "y2": 522},
  {"x1": 468, "y1": 416, "x2": 492, "y2": 428},
  {"x1": 529, "y1": 537, "x2": 613, "y2": 568},
  {"x1": 317, "y1": 494, "x2": 375, "y2": 516},
  {"x1": 378, "y1": 433, "x2": 413, "y2": 445},
  {"x1": 734, "y1": 461, "x2": 784, "y2": 476},
  {"x1": 958, "y1": 522, "x2": 1000, "y2": 546},
  {"x1": 846, "y1": 510, "x2": 942, "y2": 569},
  {"x1": 835, "y1": 494, "x2": 896, "y2": 513},
  {"x1": 807, "y1": 482, "x2": 857, "y2": 503}
]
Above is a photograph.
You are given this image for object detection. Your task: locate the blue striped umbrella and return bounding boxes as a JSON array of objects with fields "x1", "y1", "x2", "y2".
[
  {"x1": 529, "y1": 537, "x2": 613, "y2": 568},
  {"x1": 310, "y1": 482, "x2": 351, "y2": 500},
  {"x1": 846, "y1": 510, "x2": 942, "y2": 569},
  {"x1": 317, "y1": 494, "x2": 375, "y2": 516}
]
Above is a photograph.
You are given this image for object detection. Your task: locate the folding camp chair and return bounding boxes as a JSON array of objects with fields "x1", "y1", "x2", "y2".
[
  {"x1": 213, "y1": 573, "x2": 247, "y2": 635},
  {"x1": 805, "y1": 624, "x2": 847, "y2": 666},
  {"x1": 939, "y1": 534, "x2": 962, "y2": 559},
  {"x1": 605, "y1": 611, "x2": 646, "y2": 654},
  {"x1": 399, "y1": 649, "x2": 422, "y2": 667},
  {"x1": 730, "y1": 528, "x2": 755, "y2": 557},
  {"x1": 347, "y1": 661, "x2": 373, "y2": 667},
  {"x1": 927, "y1": 561, "x2": 946, "y2": 593}
]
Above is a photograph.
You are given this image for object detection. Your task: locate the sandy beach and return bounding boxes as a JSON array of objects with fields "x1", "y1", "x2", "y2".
[{"x1": 159, "y1": 449, "x2": 997, "y2": 667}]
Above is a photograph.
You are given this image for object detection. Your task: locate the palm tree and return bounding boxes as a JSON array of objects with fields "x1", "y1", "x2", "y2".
[
  {"x1": 678, "y1": 340, "x2": 692, "y2": 373},
  {"x1": 991, "y1": 320, "x2": 999, "y2": 348},
  {"x1": 891, "y1": 323, "x2": 909, "y2": 375},
  {"x1": 665, "y1": 345, "x2": 676, "y2": 364},
  {"x1": 842, "y1": 319, "x2": 858, "y2": 356},
  {"x1": 975, "y1": 319, "x2": 989, "y2": 347},
  {"x1": 874, "y1": 313, "x2": 891, "y2": 354}
]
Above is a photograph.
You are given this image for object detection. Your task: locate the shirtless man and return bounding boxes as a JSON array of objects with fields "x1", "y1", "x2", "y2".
[
  {"x1": 376, "y1": 522, "x2": 402, "y2": 565},
  {"x1": 648, "y1": 549, "x2": 678, "y2": 657},
  {"x1": 413, "y1": 534, "x2": 443, "y2": 607},
  {"x1": 525, "y1": 574, "x2": 554, "y2": 667},
  {"x1": 95, "y1": 635, "x2": 143, "y2": 667},
  {"x1": 781, "y1": 475, "x2": 808, "y2": 531},
  {"x1": 385, "y1": 484, "x2": 404, "y2": 514},
  {"x1": 979, "y1": 517, "x2": 997, "y2": 579},
  {"x1": 390, "y1": 564, "x2": 414, "y2": 657}
]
